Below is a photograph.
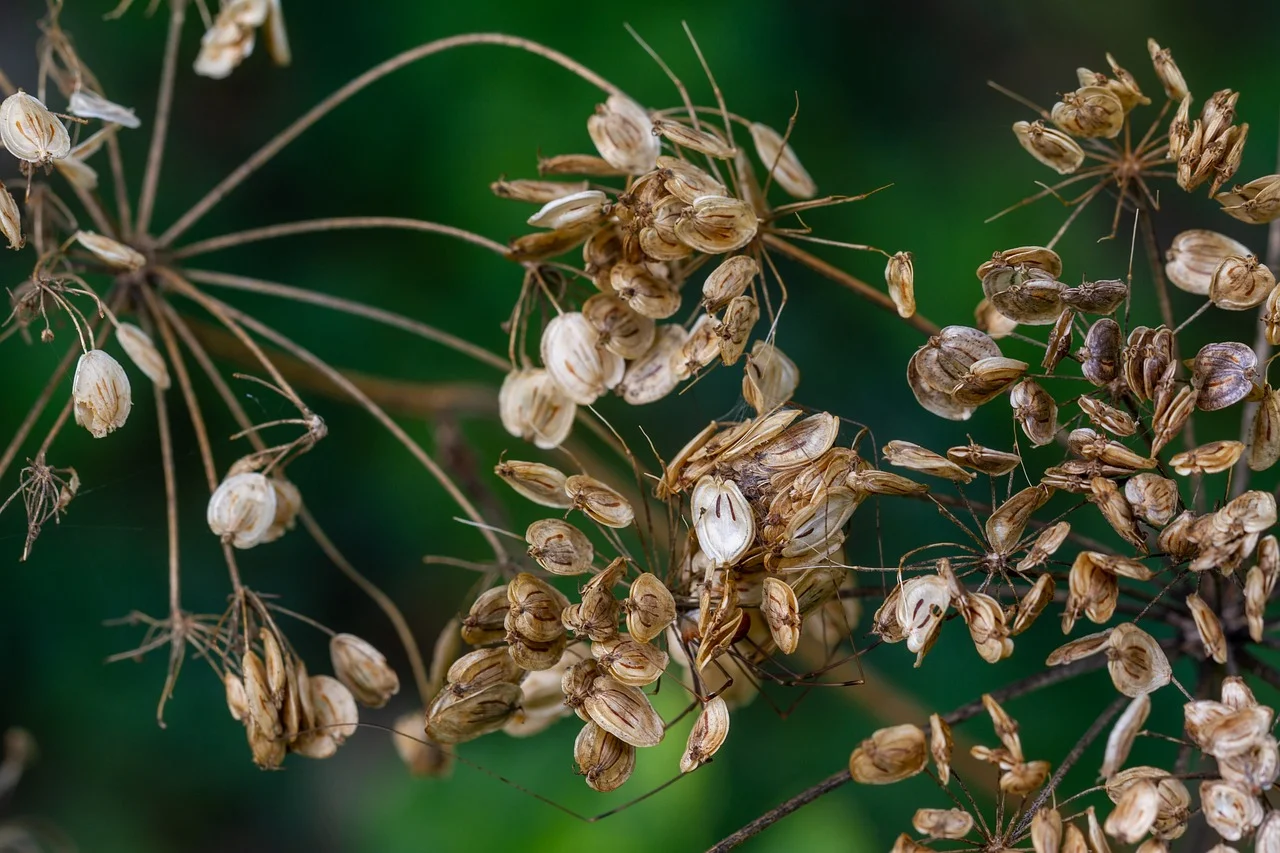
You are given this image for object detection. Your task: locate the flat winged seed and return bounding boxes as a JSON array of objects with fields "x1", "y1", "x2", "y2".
[
  {"x1": 506, "y1": 632, "x2": 567, "y2": 672},
  {"x1": 1250, "y1": 385, "x2": 1280, "y2": 471},
  {"x1": 498, "y1": 368, "x2": 576, "y2": 450},
  {"x1": 1211, "y1": 256, "x2": 1275, "y2": 310},
  {"x1": 445, "y1": 647, "x2": 522, "y2": 694},
  {"x1": 1258, "y1": 813, "x2": 1280, "y2": 853},
  {"x1": 908, "y1": 325, "x2": 1001, "y2": 420},
  {"x1": 946, "y1": 442, "x2": 1020, "y2": 476},
  {"x1": 977, "y1": 246, "x2": 1063, "y2": 279},
  {"x1": 986, "y1": 485, "x2": 1052, "y2": 554},
  {"x1": 591, "y1": 636, "x2": 667, "y2": 687},
  {"x1": 1166, "y1": 230, "x2": 1251, "y2": 295},
  {"x1": 1079, "y1": 396, "x2": 1136, "y2": 436},
  {"x1": 1219, "y1": 175, "x2": 1280, "y2": 225},
  {"x1": 1081, "y1": 318, "x2": 1122, "y2": 386},
  {"x1": 883, "y1": 441, "x2": 975, "y2": 483},
  {"x1": 1031, "y1": 808, "x2": 1063, "y2": 853},
  {"x1": 587, "y1": 95, "x2": 659, "y2": 174},
  {"x1": 1107, "y1": 624, "x2": 1172, "y2": 697},
  {"x1": 1200, "y1": 780, "x2": 1264, "y2": 841},
  {"x1": 749, "y1": 122, "x2": 816, "y2": 198},
  {"x1": 1193, "y1": 342, "x2": 1258, "y2": 411},
  {"x1": 702, "y1": 255, "x2": 759, "y2": 312},
  {"x1": 1102, "y1": 693, "x2": 1151, "y2": 779},
  {"x1": 425, "y1": 681, "x2": 522, "y2": 745},
  {"x1": 619, "y1": 324, "x2": 686, "y2": 405},
  {"x1": 885, "y1": 251, "x2": 916, "y2": 318},
  {"x1": 0, "y1": 181, "x2": 21, "y2": 249},
  {"x1": 1104, "y1": 779, "x2": 1159, "y2": 843},
  {"x1": 625, "y1": 572, "x2": 676, "y2": 643},
  {"x1": 680, "y1": 695, "x2": 730, "y2": 773},
  {"x1": 716, "y1": 295, "x2": 759, "y2": 365},
  {"x1": 692, "y1": 475, "x2": 754, "y2": 567},
  {"x1": 1047, "y1": 629, "x2": 1113, "y2": 666},
  {"x1": 743, "y1": 341, "x2": 800, "y2": 414},
  {"x1": 581, "y1": 293, "x2": 655, "y2": 360},
  {"x1": 1052, "y1": 86, "x2": 1125, "y2": 138},
  {"x1": 310, "y1": 674, "x2": 359, "y2": 744},
  {"x1": 1016, "y1": 521, "x2": 1070, "y2": 572},
  {"x1": 651, "y1": 118, "x2": 734, "y2": 159},
  {"x1": 574, "y1": 721, "x2": 636, "y2": 792},
  {"x1": 491, "y1": 178, "x2": 591, "y2": 203},
  {"x1": 506, "y1": 572, "x2": 569, "y2": 644},
  {"x1": 1186, "y1": 593, "x2": 1228, "y2": 663},
  {"x1": 849, "y1": 724, "x2": 928, "y2": 784},
  {"x1": 754, "y1": 412, "x2": 839, "y2": 470},
  {"x1": 73, "y1": 230, "x2": 146, "y2": 271},
  {"x1": 1011, "y1": 379, "x2": 1059, "y2": 446},
  {"x1": 976, "y1": 297, "x2": 1019, "y2": 339},
  {"x1": 1062, "y1": 279, "x2": 1128, "y2": 315},
  {"x1": 526, "y1": 190, "x2": 609, "y2": 230},
  {"x1": 912, "y1": 808, "x2": 974, "y2": 839},
  {"x1": 525, "y1": 518, "x2": 594, "y2": 575},
  {"x1": 1124, "y1": 474, "x2": 1179, "y2": 527},
  {"x1": 583, "y1": 674, "x2": 664, "y2": 748},
  {"x1": 207, "y1": 471, "x2": 276, "y2": 548},
  {"x1": 1090, "y1": 477, "x2": 1146, "y2": 551},
  {"x1": 610, "y1": 262, "x2": 682, "y2": 319},
  {"x1": 72, "y1": 349, "x2": 132, "y2": 438},
  {"x1": 540, "y1": 312, "x2": 623, "y2": 405},
  {"x1": 67, "y1": 88, "x2": 140, "y2": 128},
  {"x1": 0, "y1": 92, "x2": 71, "y2": 163},
  {"x1": 565, "y1": 474, "x2": 634, "y2": 528},
  {"x1": 1148, "y1": 39, "x2": 1189, "y2": 101},
  {"x1": 896, "y1": 575, "x2": 950, "y2": 659},
  {"x1": 462, "y1": 587, "x2": 510, "y2": 645},
  {"x1": 1013, "y1": 119, "x2": 1085, "y2": 174},
  {"x1": 331, "y1": 633, "x2": 400, "y2": 708},
  {"x1": 539, "y1": 154, "x2": 626, "y2": 177},
  {"x1": 494, "y1": 460, "x2": 572, "y2": 508},
  {"x1": 1062, "y1": 823, "x2": 1088, "y2": 853},
  {"x1": 929, "y1": 714, "x2": 953, "y2": 785},
  {"x1": 115, "y1": 323, "x2": 169, "y2": 389},
  {"x1": 1170, "y1": 440, "x2": 1245, "y2": 475},
  {"x1": 761, "y1": 577, "x2": 802, "y2": 654},
  {"x1": 674, "y1": 195, "x2": 758, "y2": 254},
  {"x1": 1012, "y1": 573, "x2": 1055, "y2": 635}
]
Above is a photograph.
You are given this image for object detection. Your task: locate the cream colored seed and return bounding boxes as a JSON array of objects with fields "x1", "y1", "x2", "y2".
[
  {"x1": 72, "y1": 349, "x2": 132, "y2": 439},
  {"x1": 207, "y1": 471, "x2": 276, "y2": 549},
  {"x1": 115, "y1": 323, "x2": 170, "y2": 389},
  {"x1": 330, "y1": 633, "x2": 400, "y2": 709},
  {"x1": 0, "y1": 91, "x2": 71, "y2": 164}
]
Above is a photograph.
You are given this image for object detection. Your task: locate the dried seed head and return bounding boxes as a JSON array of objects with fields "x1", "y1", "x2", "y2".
[
  {"x1": 618, "y1": 324, "x2": 685, "y2": 405},
  {"x1": 885, "y1": 251, "x2": 915, "y2": 318},
  {"x1": 0, "y1": 91, "x2": 71, "y2": 164},
  {"x1": 498, "y1": 368, "x2": 576, "y2": 450},
  {"x1": 330, "y1": 633, "x2": 400, "y2": 709},
  {"x1": 1166, "y1": 230, "x2": 1252, "y2": 295},
  {"x1": 565, "y1": 473, "x2": 634, "y2": 528},
  {"x1": 749, "y1": 122, "x2": 816, "y2": 198},
  {"x1": 761, "y1": 577, "x2": 802, "y2": 654},
  {"x1": 495, "y1": 459, "x2": 572, "y2": 508},
  {"x1": 1211, "y1": 255, "x2": 1275, "y2": 310},
  {"x1": 1107, "y1": 623, "x2": 1172, "y2": 697},
  {"x1": 1170, "y1": 440, "x2": 1245, "y2": 475},
  {"x1": 1102, "y1": 693, "x2": 1151, "y2": 779},
  {"x1": 1148, "y1": 39, "x2": 1189, "y2": 101},
  {"x1": 680, "y1": 695, "x2": 730, "y2": 773},
  {"x1": 1200, "y1": 780, "x2": 1264, "y2": 841},
  {"x1": 72, "y1": 349, "x2": 132, "y2": 438},
  {"x1": 525, "y1": 518, "x2": 594, "y2": 576},
  {"x1": 849, "y1": 724, "x2": 928, "y2": 784},
  {"x1": 583, "y1": 674, "x2": 664, "y2": 747},
  {"x1": 912, "y1": 808, "x2": 974, "y2": 840},
  {"x1": 0, "y1": 180, "x2": 22, "y2": 250},
  {"x1": 587, "y1": 95, "x2": 659, "y2": 174},
  {"x1": 115, "y1": 323, "x2": 169, "y2": 389},
  {"x1": 206, "y1": 471, "x2": 276, "y2": 548},
  {"x1": 1062, "y1": 279, "x2": 1128, "y2": 315},
  {"x1": 574, "y1": 721, "x2": 636, "y2": 793},
  {"x1": 1013, "y1": 120, "x2": 1085, "y2": 174},
  {"x1": 540, "y1": 313, "x2": 624, "y2": 405},
  {"x1": 1218, "y1": 174, "x2": 1280, "y2": 225},
  {"x1": 1052, "y1": 86, "x2": 1125, "y2": 138},
  {"x1": 674, "y1": 195, "x2": 758, "y2": 254}
]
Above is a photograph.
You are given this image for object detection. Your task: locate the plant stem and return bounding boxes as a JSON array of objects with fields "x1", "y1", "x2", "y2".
[
  {"x1": 136, "y1": 0, "x2": 187, "y2": 236},
  {"x1": 169, "y1": 216, "x2": 509, "y2": 259}
]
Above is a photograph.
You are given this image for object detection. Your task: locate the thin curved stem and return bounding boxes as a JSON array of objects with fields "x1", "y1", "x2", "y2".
[
  {"x1": 169, "y1": 216, "x2": 509, "y2": 259},
  {"x1": 158, "y1": 34, "x2": 621, "y2": 246},
  {"x1": 178, "y1": 267, "x2": 508, "y2": 371},
  {"x1": 0, "y1": 341, "x2": 81, "y2": 483},
  {"x1": 136, "y1": 0, "x2": 187, "y2": 236}
]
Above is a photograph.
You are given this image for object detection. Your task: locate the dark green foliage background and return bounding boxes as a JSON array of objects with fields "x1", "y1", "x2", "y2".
[{"x1": 3, "y1": 1, "x2": 1280, "y2": 850}]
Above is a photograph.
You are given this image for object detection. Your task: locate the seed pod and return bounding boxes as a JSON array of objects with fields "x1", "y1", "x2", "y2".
[
  {"x1": 498, "y1": 368, "x2": 576, "y2": 450},
  {"x1": 760, "y1": 577, "x2": 802, "y2": 654},
  {"x1": 610, "y1": 262, "x2": 682, "y2": 319},
  {"x1": 1151, "y1": 383, "x2": 1197, "y2": 454},
  {"x1": 975, "y1": 297, "x2": 1019, "y2": 339},
  {"x1": 1090, "y1": 477, "x2": 1145, "y2": 551},
  {"x1": 928, "y1": 714, "x2": 953, "y2": 786},
  {"x1": 587, "y1": 94, "x2": 659, "y2": 174},
  {"x1": 207, "y1": 471, "x2": 276, "y2": 548},
  {"x1": 1052, "y1": 86, "x2": 1125, "y2": 138},
  {"x1": 716, "y1": 294, "x2": 759, "y2": 365},
  {"x1": 0, "y1": 180, "x2": 21, "y2": 250},
  {"x1": 330, "y1": 633, "x2": 399, "y2": 709},
  {"x1": 565, "y1": 473, "x2": 634, "y2": 528},
  {"x1": 849, "y1": 724, "x2": 928, "y2": 784},
  {"x1": 1124, "y1": 474, "x2": 1178, "y2": 527},
  {"x1": 639, "y1": 196, "x2": 693, "y2": 262},
  {"x1": 1166, "y1": 230, "x2": 1252, "y2": 295},
  {"x1": 1123, "y1": 326, "x2": 1174, "y2": 402},
  {"x1": 962, "y1": 592, "x2": 1013, "y2": 663},
  {"x1": 1016, "y1": 521, "x2": 1070, "y2": 573},
  {"x1": 1219, "y1": 175, "x2": 1280, "y2": 225},
  {"x1": 73, "y1": 230, "x2": 146, "y2": 271},
  {"x1": 1047, "y1": 629, "x2": 1114, "y2": 666},
  {"x1": 0, "y1": 91, "x2": 71, "y2": 164},
  {"x1": 986, "y1": 485, "x2": 1052, "y2": 554},
  {"x1": 1249, "y1": 385, "x2": 1280, "y2": 471},
  {"x1": 1013, "y1": 119, "x2": 1084, "y2": 174},
  {"x1": 883, "y1": 441, "x2": 975, "y2": 483},
  {"x1": 1211, "y1": 255, "x2": 1275, "y2": 309},
  {"x1": 583, "y1": 674, "x2": 664, "y2": 748},
  {"x1": 574, "y1": 721, "x2": 636, "y2": 792},
  {"x1": 1193, "y1": 342, "x2": 1259, "y2": 411},
  {"x1": 908, "y1": 325, "x2": 1002, "y2": 420},
  {"x1": 1258, "y1": 813, "x2": 1280, "y2": 853},
  {"x1": 507, "y1": 632, "x2": 567, "y2": 672},
  {"x1": 591, "y1": 635, "x2": 667, "y2": 687},
  {"x1": 912, "y1": 808, "x2": 974, "y2": 840},
  {"x1": 526, "y1": 189, "x2": 609, "y2": 230},
  {"x1": 1031, "y1": 808, "x2": 1062, "y2": 853},
  {"x1": 1200, "y1": 780, "x2": 1264, "y2": 841},
  {"x1": 885, "y1": 251, "x2": 916, "y2": 318},
  {"x1": 538, "y1": 154, "x2": 626, "y2": 177},
  {"x1": 1219, "y1": 736, "x2": 1280, "y2": 796},
  {"x1": 1012, "y1": 573, "x2": 1055, "y2": 636},
  {"x1": 616, "y1": 575, "x2": 673, "y2": 645},
  {"x1": 1010, "y1": 379, "x2": 1059, "y2": 446},
  {"x1": 680, "y1": 695, "x2": 730, "y2": 773},
  {"x1": 1147, "y1": 39, "x2": 1189, "y2": 101},
  {"x1": 563, "y1": 588, "x2": 620, "y2": 644},
  {"x1": 525, "y1": 518, "x2": 594, "y2": 575},
  {"x1": 224, "y1": 671, "x2": 249, "y2": 722},
  {"x1": 1075, "y1": 397, "x2": 1134, "y2": 438},
  {"x1": 743, "y1": 341, "x2": 799, "y2": 414},
  {"x1": 674, "y1": 195, "x2": 758, "y2": 254},
  {"x1": 505, "y1": 572, "x2": 570, "y2": 644},
  {"x1": 701, "y1": 255, "x2": 758, "y2": 312},
  {"x1": 1062, "y1": 278, "x2": 1128, "y2": 315},
  {"x1": 1104, "y1": 779, "x2": 1159, "y2": 843},
  {"x1": 494, "y1": 460, "x2": 572, "y2": 509},
  {"x1": 692, "y1": 475, "x2": 754, "y2": 567},
  {"x1": 1102, "y1": 693, "x2": 1151, "y2": 779},
  {"x1": 950, "y1": 355, "x2": 1028, "y2": 405},
  {"x1": 462, "y1": 587, "x2": 510, "y2": 646},
  {"x1": 309, "y1": 674, "x2": 358, "y2": 744},
  {"x1": 389, "y1": 711, "x2": 451, "y2": 777},
  {"x1": 581, "y1": 293, "x2": 655, "y2": 360},
  {"x1": 749, "y1": 121, "x2": 816, "y2": 198},
  {"x1": 114, "y1": 323, "x2": 170, "y2": 389},
  {"x1": 1081, "y1": 318, "x2": 1122, "y2": 386},
  {"x1": 72, "y1": 349, "x2": 132, "y2": 438},
  {"x1": 1171, "y1": 440, "x2": 1245, "y2": 475},
  {"x1": 945, "y1": 442, "x2": 1019, "y2": 476},
  {"x1": 1185, "y1": 593, "x2": 1228, "y2": 663},
  {"x1": 490, "y1": 178, "x2": 591, "y2": 203},
  {"x1": 1107, "y1": 624, "x2": 1172, "y2": 697},
  {"x1": 540, "y1": 313, "x2": 624, "y2": 405},
  {"x1": 1064, "y1": 556, "x2": 1118, "y2": 631},
  {"x1": 618, "y1": 324, "x2": 686, "y2": 405},
  {"x1": 425, "y1": 681, "x2": 522, "y2": 744},
  {"x1": 896, "y1": 575, "x2": 950, "y2": 661},
  {"x1": 445, "y1": 647, "x2": 522, "y2": 695}
]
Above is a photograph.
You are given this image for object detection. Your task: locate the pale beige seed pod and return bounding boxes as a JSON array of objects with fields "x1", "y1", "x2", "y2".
[
  {"x1": 73, "y1": 230, "x2": 146, "y2": 271},
  {"x1": 1031, "y1": 808, "x2": 1062, "y2": 853},
  {"x1": 1052, "y1": 86, "x2": 1125, "y2": 138},
  {"x1": 574, "y1": 721, "x2": 636, "y2": 793},
  {"x1": 494, "y1": 459, "x2": 572, "y2": 508},
  {"x1": 1010, "y1": 379, "x2": 1059, "y2": 446},
  {"x1": 1107, "y1": 623, "x2": 1172, "y2": 697},
  {"x1": 0, "y1": 180, "x2": 22, "y2": 250},
  {"x1": 1186, "y1": 593, "x2": 1228, "y2": 663},
  {"x1": 1016, "y1": 521, "x2": 1070, "y2": 573},
  {"x1": 582, "y1": 293, "x2": 655, "y2": 360},
  {"x1": 675, "y1": 195, "x2": 759, "y2": 254},
  {"x1": 207, "y1": 471, "x2": 276, "y2": 548},
  {"x1": 882, "y1": 440, "x2": 975, "y2": 483},
  {"x1": 743, "y1": 341, "x2": 799, "y2": 414},
  {"x1": 587, "y1": 94, "x2": 659, "y2": 174},
  {"x1": 961, "y1": 592, "x2": 1013, "y2": 663},
  {"x1": 890, "y1": 834, "x2": 932, "y2": 853},
  {"x1": 1104, "y1": 779, "x2": 1158, "y2": 843},
  {"x1": 491, "y1": 178, "x2": 591, "y2": 203},
  {"x1": 986, "y1": 485, "x2": 1052, "y2": 554},
  {"x1": 391, "y1": 710, "x2": 452, "y2": 777},
  {"x1": 692, "y1": 475, "x2": 754, "y2": 567},
  {"x1": 0, "y1": 91, "x2": 71, "y2": 164},
  {"x1": 1047, "y1": 629, "x2": 1113, "y2": 666},
  {"x1": 498, "y1": 368, "x2": 576, "y2": 450},
  {"x1": 526, "y1": 189, "x2": 610, "y2": 230},
  {"x1": 896, "y1": 576, "x2": 949, "y2": 661},
  {"x1": 849, "y1": 723, "x2": 928, "y2": 784},
  {"x1": 540, "y1": 312, "x2": 624, "y2": 405},
  {"x1": 505, "y1": 572, "x2": 570, "y2": 644},
  {"x1": 583, "y1": 674, "x2": 664, "y2": 748},
  {"x1": 115, "y1": 323, "x2": 170, "y2": 389},
  {"x1": 680, "y1": 695, "x2": 730, "y2": 773},
  {"x1": 885, "y1": 251, "x2": 916, "y2": 318},
  {"x1": 624, "y1": 573, "x2": 675, "y2": 643},
  {"x1": 1012, "y1": 574, "x2": 1055, "y2": 636},
  {"x1": 565, "y1": 473, "x2": 634, "y2": 528},
  {"x1": 1013, "y1": 120, "x2": 1085, "y2": 174},
  {"x1": 1258, "y1": 812, "x2": 1280, "y2": 853},
  {"x1": 749, "y1": 121, "x2": 816, "y2": 198},
  {"x1": 461, "y1": 587, "x2": 509, "y2": 646},
  {"x1": 1200, "y1": 779, "x2": 1264, "y2": 841},
  {"x1": 1219, "y1": 175, "x2": 1280, "y2": 225},
  {"x1": 67, "y1": 87, "x2": 140, "y2": 128},
  {"x1": 1165, "y1": 229, "x2": 1251, "y2": 295},
  {"x1": 425, "y1": 681, "x2": 522, "y2": 744},
  {"x1": 525, "y1": 518, "x2": 593, "y2": 575},
  {"x1": 1170, "y1": 440, "x2": 1245, "y2": 475},
  {"x1": 1211, "y1": 255, "x2": 1275, "y2": 309},
  {"x1": 72, "y1": 349, "x2": 132, "y2": 438},
  {"x1": 1148, "y1": 39, "x2": 1189, "y2": 102},
  {"x1": 592, "y1": 636, "x2": 667, "y2": 688},
  {"x1": 1078, "y1": 396, "x2": 1136, "y2": 437},
  {"x1": 241, "y1": 649, "x2": 281, "y2": 740},
  {"x1": 928, "y1": 713, "x2": 953, "y2": 786},
  {"x1": 760, "y1": 577, "x2": 802, "y2": 654},
  {"x1": 1124, "y1": 474, "x2": 1178, "y2": 527},
  {"x1": 652, "y1": 118, "x2": 735, "y2": 159},
  {"x1": 610, "y1": 262, "x2": 682, "y2": 319},
  {"x1": 702, "y1": 255, "x2": 759, "y2": 312},
  {"x1": 1061, "y1": 823, "x2": 1087, "y2": 853},
  {"x1": 1250, "y1": 385, "x2": 1280, "y2": 471},
  {"x1": 445, "y1": 647, "x2": 523, "y2": 694},
  {"x1": 330, "y1": 633, "x2": 400, "y2": 709},
  {"x1": 1102, "y1": 693, "x2": 1150, "y2": 779},
  {"x1": 912, "y1": 808, "x2": 973, "y2": 840},
  {"x1": 618, "y1": 324, "x2": 685, "y2": 405},
  {"x1": 716, "y1": 294, "x2": 759, "y2": 365},
  {"x1": 224, "y1": 672, "x2": 248, "y2": 722}
]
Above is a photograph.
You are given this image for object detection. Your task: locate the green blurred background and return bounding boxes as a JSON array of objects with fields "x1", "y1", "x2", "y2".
[{"x1": 3, "y1": 1, "x2": 1280, "y2": 850}]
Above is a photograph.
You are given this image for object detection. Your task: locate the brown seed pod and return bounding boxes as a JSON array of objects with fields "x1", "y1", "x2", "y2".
[
  {"x1": 1200, "y1": 779, "x2": 1263, "y2": 841},
  {"x1": 983, "y1": 266, "x2": 1066, "y2": 325},
  {"x1": 743, "y1": 341, "x2": 800, "y2": 414},
  {"x1": 1166, "y1": 230, "x2": 1252, "y2": 295},
  {"x1": 591, "y1": 635, "x2": 667, "y2": 687},
  {"x1": 565, "y1": 474, "x2": 635, "y2": 528},
  {"x1": 912, "y1": 808, "x2": 974, "y2": 840},
  {"x1": 702, "y1": 255, "x2": 759, "y2": 312},
  {"x1": 1151, "y1": 382, "x2": 1198, "y2": 454},
  {"x1": 760, "y1": 577, "x2": 802, "y2": 654},
  {"x1": 680, "y1": 695, "x2": 730, "y2": 773},
  {"x1": 1171, "y1": 440, "x2": 1246, "y2": 475},
  {"x1": 491, "y1": 178, "x2": 591, "y2": 203},
  {"x1": 1042, "y1": 309, "x2": 1075, "y2": 372},
  {"x1": 506, "y1": 573, "x2": 570, "y2": 644},
  {"x1": 929, "y1": 714, "x2": 953, "y2": 786},
  {"x1": 618, "y1": 324, "x2": 686, "y2": 405},
  {"x1": 494, "y1": 460, "x2": 572, "y2": 509},
  {"x1": 525, "y1": 518, "x2": 594, "y2": 576},
  {"x1": 581, "y1": 293, "x2": 656, "y2": 360},
  {"x1": 950, "y1": 356, "x2": 1029, "y2": 405},
  {"x1": 1104, "y1": 778, "x2": 1159, "y2": 843},
  {"x1": 976, "y1": 246, "x2": 1063, "y2": 280},
  {"x1": 582, "y1": 674, "x2": 665, "y2": 748},
  {"x1": 1081, "y1": 318, "x2": 1122, "y2": 386},
  {"x1": 1031, "y1": 808, "x2": 1062, "y2": 853},
  {"x1": 330, "y1": 634, "x2": 400, "y2": 709},
  {"x1": 1186, "y1": 593, "x2": 1228, "y2": 664},
  {"x1": 610, "y1": 262, "x2": 682, "y2": 319},
  {"x1": 1107, "y1": 623, "x2": 1172, "y2": 698},
  {"x1": 587, "y1": 94, "x2": 659, "y2": 174},
  {"x1": 674, "y1": 195, "x2": 759, "y2": 254},
  {"x1": 1061, "y1": 278, "x2": 1128, "y2": 315},
  {"x1": 1011, "y1": 379, "x2": 1059, "y2": 446},
  {"x1": 885, "y1": 251, "x2": 916, "y2": 318},
  {"x1": 445, "y1": 647, "x2": 523, "y2": 695},
  {"x1": 1124, "y1": 474, "x2": 1179, "y2": 527},
  {"x1": 946, "y1": 442, "x2": 1020, "y2": 476},
  {"x1": 849, "y1": 723, "x2": 928, "y2": 784},
  {"x1": 1193, "y1": 342, "x2": 1259, "y2": 411},
  {"x1": 573, "y1": 721, "x2": 636, "y2": 793},
  {"x1": 753, "y1": 412, "x2": 840, "y2": 472},
  {"x1": 1013, "y1": 119, "x2": 1084, "y2": 174},
  {"x1": 749, "y1": 121, "x2": 817, "y2": 198},
  {"x1": 1089, "y1": 477, "x2": 1146, "y2": 551},
  {"x1": 1051, "y1": 85, "x2": 1125, "y2": 138},
  {"x1": 882, "y1": 441, "x2": 974, "y2": 483},
  {"x1": 624, "y1": 572, "x2": 675, "y2": 644},
  {"x1": 986, "y1": 485, "x2": 1052, "y2": 554},
  {"x1": 1211, "y1": 255, "x2": 1275, "y2": 310},
  {"x1": 1122, "y1": 326, "x2": 1174, "y2": 402},
  {"x1": 1016, "y1": 521, "x2": 1070, "y2": 573},
  {"x1": 462, "y1": 587, "x2": 509, "y2": 646},
  {"x1": 1047, "y1": 629, "x2": 1113, "y2": 666},
  {"x1": 0, "y1": 92, "x2": 71, "y2": 164},
  {"x1": 1249, "y1": 385, "x2": 1280, "y2": 471},
  {"x1": 651, "y1": 118, "x2": 735, "y2": 159},
  {"x1": 1078, "y1": 396, "x2": 1136, "y2": 437},
  {"x1": 309, "y1": 674, "x2": 358, "y2": 746},
  {"x1": 716, "y1": 294, "x2": 759, "y2": 365},
  {"x1": 498, "y1": 368, "x2": 577, "y2": 450},
  {"x1": 425, "y1": 681, "x2": 522, "y2": 745},
  {"x1": 1218, "y1": 174, "x2": 1280, "y2": 225},
  {"x1": 961, "y1": 592, "x2": 1013, "y2": 663},
  {"x1": 1012, "y1": 574, "x2": 1055, "y2": 636},
  {"x1": 908, "y1": 325, "x2": 1003, "y2": 420},
  {"x1": 1102, "y1": 693, "x2": 1151, "y2": 779},
  {"x1": 975, "y1": 296, "x2": 1019, "y2": 339},
  {"x1": 1148, "y1": 39, "x2": 1190, "y2": 101}
]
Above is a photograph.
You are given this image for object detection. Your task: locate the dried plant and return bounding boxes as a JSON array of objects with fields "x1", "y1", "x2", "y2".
[{"x1": 10, "y1": 3, "x2": 1280, "y2": 852}]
